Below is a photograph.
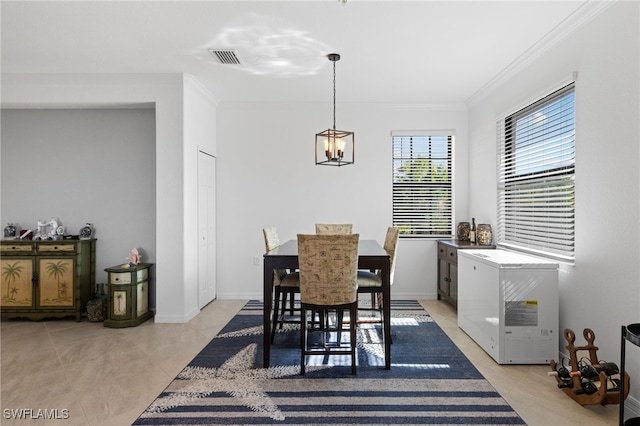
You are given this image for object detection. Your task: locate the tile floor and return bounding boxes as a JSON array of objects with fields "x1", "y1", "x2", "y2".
[{"x1": 1, "y1": 299, "x2": 620, "y2": 425}]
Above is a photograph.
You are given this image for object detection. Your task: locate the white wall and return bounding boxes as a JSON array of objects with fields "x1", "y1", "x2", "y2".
[
  {"x1": 0, "y1": 108, "x2": 156, "y2": 298},
  {"x1": 183, "y1": 76, "x2": 218, "y2": 315},
  {"x1": 467, "y1": 1, "x2": 640, "y2": 408},
  {"x1": 216, "y1": 102, "x2": 468, "y2": 300}
]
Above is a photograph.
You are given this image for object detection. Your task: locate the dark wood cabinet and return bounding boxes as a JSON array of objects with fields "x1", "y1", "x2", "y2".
[{"x1": 437, "y1": 239, "x2": 494, "y2": 309}]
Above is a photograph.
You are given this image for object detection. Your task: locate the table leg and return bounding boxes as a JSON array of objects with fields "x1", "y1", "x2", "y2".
[
  {"x1": 382, "y1": 261, "x2": 391, "y2": 370},
  {"x1": 263, "y1": 261, "x2": 272, "y2": 368}
]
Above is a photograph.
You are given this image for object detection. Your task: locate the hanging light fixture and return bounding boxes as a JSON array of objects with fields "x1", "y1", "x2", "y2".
[{"x1": 315, "y1": 53, "x2": 354, "y2": 166}]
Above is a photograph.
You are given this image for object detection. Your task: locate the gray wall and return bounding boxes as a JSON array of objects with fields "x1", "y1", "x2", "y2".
[{"x1": 1, "y1": 108, "x2": 156, "y2": 303}]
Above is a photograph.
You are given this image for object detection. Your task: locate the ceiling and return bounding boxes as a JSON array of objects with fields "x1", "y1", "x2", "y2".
[{"x1": 1, "y1": 1, "x2": 598, "y2": 105}]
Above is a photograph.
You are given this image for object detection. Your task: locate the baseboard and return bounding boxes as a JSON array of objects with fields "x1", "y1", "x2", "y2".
[
  {"x1": 154, "y1": 306, "x2": 199, "y2": 323},
  {"x1": 217, "y1": 292, "x2": 262, "y2": 300}
]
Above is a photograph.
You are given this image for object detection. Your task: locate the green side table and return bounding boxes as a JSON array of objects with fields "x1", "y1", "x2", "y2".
[{"x1": 104, "y1": 263, "x2": 153, "y2": 328}]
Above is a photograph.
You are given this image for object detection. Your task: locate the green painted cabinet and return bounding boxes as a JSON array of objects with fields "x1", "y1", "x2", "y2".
[
  {"x1": 0, "y1": 239, "x2": 96, "y2": 321},
  {"x1": 104, "y1": 263, "x2": 153, "y2": 328}
]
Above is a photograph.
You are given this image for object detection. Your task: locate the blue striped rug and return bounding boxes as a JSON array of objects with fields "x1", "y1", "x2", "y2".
[{"x1": 134, "y1": 300, "x2": 524, "y2": 425}]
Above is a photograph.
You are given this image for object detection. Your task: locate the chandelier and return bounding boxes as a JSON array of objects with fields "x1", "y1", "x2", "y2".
[{"x1": 315, "y1": 53, "x2": 354, "y2": 166}]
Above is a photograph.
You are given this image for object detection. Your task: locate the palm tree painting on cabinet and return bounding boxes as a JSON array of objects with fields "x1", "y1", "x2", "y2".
[
  {"x1": 0, "y1": 259, "x2": 33, "y2": 306},
  {"x1": 39, "y1": 259, "x2": 73, "y2": 307},
  {"x1": 114, "y1": 290, "x2": 127, "y2": 315}
]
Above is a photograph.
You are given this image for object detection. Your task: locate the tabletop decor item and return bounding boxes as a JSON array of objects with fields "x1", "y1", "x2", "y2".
[
  {"x1": 477, "y1": 224, "x2": 493, "y2": 245},
  {"x1": 79, "y1": 223, "x2": 94, "y2": 240},
  {"x1": 126, "y1": 247, "x2": 141, "y2": 266},
  {"x1": 34, "y1": 217, "x2": 59, "y2": 240},
  {"x1": 457, "y1": 222, "x2": 470, "y2": 241},
  {"x1": 4, "y1": 223, "x2": 17, "y2": 239},
  {"x1": 19, "y1": 229, "x2": 33, "y2": 240}
]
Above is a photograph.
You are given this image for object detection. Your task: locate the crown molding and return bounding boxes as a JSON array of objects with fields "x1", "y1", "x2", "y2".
[
  {"x1": 184, "y1": 73, "x2": 220, "y2": 107},
  {"x1": 465, "y1": 0, "x2": 617, "y2": 107}
]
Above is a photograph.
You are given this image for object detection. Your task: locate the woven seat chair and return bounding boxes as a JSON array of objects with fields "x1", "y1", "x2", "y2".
[
  {"x1": 313, "y1": 224, "x2": 353, "y2": 327},
  {"x1": 263, "y1": 227, "x2": 300, "y2": 344},
  {"x1": 356, "y1": 227, "x2": 399, "y2": 330},
  {"x1": 298, "y1": 233, "x2": 359, "y2": 375},
  {"x1": 315, "y1": 223, "x2": 353, "y2": 234}
]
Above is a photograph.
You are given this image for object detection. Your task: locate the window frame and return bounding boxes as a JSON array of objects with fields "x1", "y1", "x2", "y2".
[
  {"x1": 392, "y1": 132, "x2": 455, "y2": 239},
  {"x1": 497, "y1": 82, "x2": 576, "y2": 262}
]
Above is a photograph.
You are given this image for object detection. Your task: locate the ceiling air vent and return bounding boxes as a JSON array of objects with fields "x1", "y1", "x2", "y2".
[{"x1": 208, "y1": 49, "x2": 243, "y2": 65}]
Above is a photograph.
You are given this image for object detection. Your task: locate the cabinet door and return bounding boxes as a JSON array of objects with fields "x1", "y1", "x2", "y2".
[
  {"x1": 1, "y1": 258, "x2": 35, "y2": 307},
  {"x1": 438, "y1": 259, "x2": 449, "y2": 295},
  {"x1": 449, "y1": 263, "x2": 458, "y2": 300},
  {"x1": 112, "y1": 286, "x2": 132, "y2": 319},
  {"x1": 136, "y1": 281, "x2": 149, "y2": 317},
  {"x1": 38, "y1": 258, "x2": 75, "y2": 307}
]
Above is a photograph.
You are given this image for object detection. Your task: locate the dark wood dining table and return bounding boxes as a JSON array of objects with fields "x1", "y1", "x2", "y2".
[{"x1": 263, "y1": 239, "x2": 391, "y2": 369}]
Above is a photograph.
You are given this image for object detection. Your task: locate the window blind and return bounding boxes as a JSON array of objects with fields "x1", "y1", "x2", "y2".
[
  {"x1": 497, "y1": 83, "x2": 575, "y2": 261},
  {"x1": 392, "y1": 135, "x2": 454, "y2": 238}
]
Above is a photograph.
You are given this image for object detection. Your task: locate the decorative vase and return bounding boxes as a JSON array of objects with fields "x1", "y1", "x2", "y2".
[
  {"x1": 86, "y1": 283, "x2": 108, "y2": 322},
  {"x1": 457, "y1": 222, "x2": 470, "y2": 241},
  {"x1": 477, "y1": 224, "x2": 493, "y2": 245}
]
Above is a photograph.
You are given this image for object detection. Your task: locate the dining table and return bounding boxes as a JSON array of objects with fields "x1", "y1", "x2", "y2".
[{"x1": 263, "y1": 239, "x2": 391, "y2": 369}]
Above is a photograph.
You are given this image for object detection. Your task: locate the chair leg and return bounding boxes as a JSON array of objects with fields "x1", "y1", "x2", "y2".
[
  {"x1": 271, "y1": 288, "x2": 281, "y2": 344},
  {"x1": 279, "y1": 290, "x2": 289, "y2": 329},
  {"x1": 336, "y1": 310, "x2": 344, "y2": 345},
  {"x1": 377, "y1": 292, "x2": 392, "y2": 344},
  {"x1": 350, "y1": 303, "x2": 357, "y2": 375},
  {"x1": 300, "y1": 304, "x2": 306, "y2": 376},
  {"x1": 288, "y1": 290, "x2": 296, "y2": 315}
]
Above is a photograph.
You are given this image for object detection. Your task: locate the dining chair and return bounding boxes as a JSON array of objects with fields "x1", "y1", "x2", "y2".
[
  {"x1": 263, "y1": 227, "x2": 300, "y2": 343},
  {"x1": 313, "y1": 223, "x2": 353, "y2": 332},
  {"x1": 356, "y1": 227, "x2": 399, "y2": 329},
  {"x1": 315, "y1": 223, "x2": 353, "y2": 234},
  {"x1": 298, "y1": 233, "x2": 359, "y2": 375}
]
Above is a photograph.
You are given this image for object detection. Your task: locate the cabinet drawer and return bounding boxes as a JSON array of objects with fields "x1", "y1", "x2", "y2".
[
  {"x1": 37, "y1": 243, "x2": 76, "y2": 253},
  {"x1": 110, "y1": 272, "x2": 132, "y2": 284},
  {"x1": 446, "y1": 246, "x2": 458, "y2": 263},
  {"x1": 1, "y1": 243, "x2": 33, "y2": 253},
  {"x1": 437, "y1": 243, "x2": 448, "y2": 261}
]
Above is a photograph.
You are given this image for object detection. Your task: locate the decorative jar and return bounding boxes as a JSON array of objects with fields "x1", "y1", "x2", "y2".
[
  {"x1": 457, "y1": 222, "x2": 470, "y2": 241},
  {"x1": 477, "y1": 224, "x2": 493, "y2": 245}
]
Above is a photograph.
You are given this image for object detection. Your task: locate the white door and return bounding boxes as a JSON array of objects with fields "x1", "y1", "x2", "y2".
[{"x1": 198, "y1": 151, "x2": 216, "y2": 308}]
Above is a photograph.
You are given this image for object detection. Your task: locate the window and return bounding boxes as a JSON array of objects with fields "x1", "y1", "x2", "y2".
[
  {"x1": 497, "y1": 83, "x2": 575, "y2": 261},
  {"x1": 392, "y1": 134, "x2": 454, "y2": 238}
]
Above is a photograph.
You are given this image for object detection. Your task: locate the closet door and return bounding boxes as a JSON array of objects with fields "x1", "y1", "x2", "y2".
[{"x1": 198, "y1": 150, "x2": 216, "y2": 308}]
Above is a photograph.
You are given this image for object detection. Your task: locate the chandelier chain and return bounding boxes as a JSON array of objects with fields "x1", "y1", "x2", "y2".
[{"x1": 333, "y1": 59, "x2": 336, "y2": 130}]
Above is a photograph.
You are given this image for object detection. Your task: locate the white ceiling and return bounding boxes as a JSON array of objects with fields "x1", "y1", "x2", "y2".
[{"x1": 1, "y1": 1, "x2": 598, "y2": 105}]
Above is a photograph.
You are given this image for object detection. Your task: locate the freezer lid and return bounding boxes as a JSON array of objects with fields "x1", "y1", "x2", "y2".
[{"x1": 457, "y1": 249, "x2": 559, "y2": 269}]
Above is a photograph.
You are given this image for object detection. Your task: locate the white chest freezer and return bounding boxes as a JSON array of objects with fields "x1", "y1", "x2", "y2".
[{"x1": 457, "y1": 249, "x2": 558, "y2": 364}]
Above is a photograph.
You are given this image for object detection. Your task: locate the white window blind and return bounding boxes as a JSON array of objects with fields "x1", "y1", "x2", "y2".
[
  {"x1": 392, "y1": 134, "x2": 454, "y2": 238},
  {"x1": 497, "y1": 83, "x2": 575, "y2": 261}
]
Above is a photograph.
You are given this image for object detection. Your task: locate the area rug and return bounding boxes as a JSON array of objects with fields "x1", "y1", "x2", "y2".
[{"x1": 134, "y1": 300, "x2": 524, "y2": 425}]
